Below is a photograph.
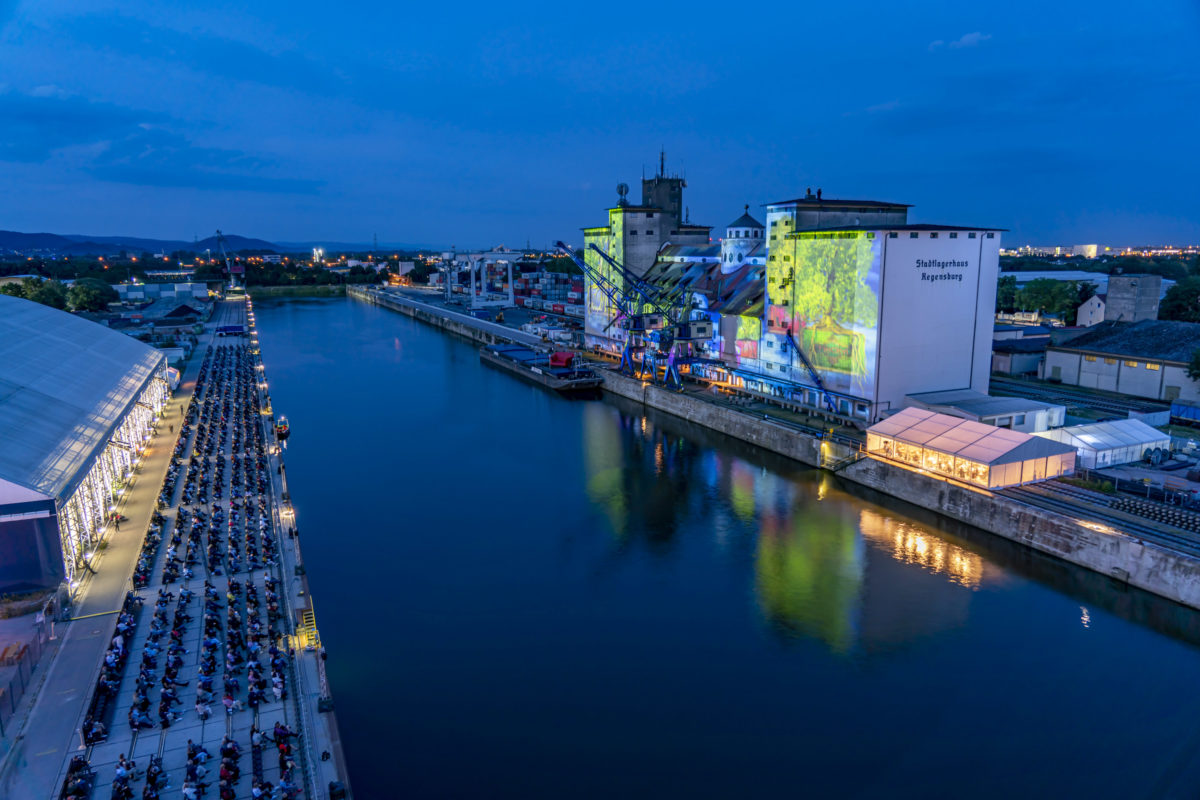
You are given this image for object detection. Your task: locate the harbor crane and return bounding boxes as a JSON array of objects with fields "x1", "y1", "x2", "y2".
[
  {"x1": 555, "y1": 241, "x2": 711, "y2": 390},
  {"x1": 215, "y1": 229, "x2": 240, "y2": 289},
  {"x1": 556, "y1": 240, "x2": 840, "y2": 412}
]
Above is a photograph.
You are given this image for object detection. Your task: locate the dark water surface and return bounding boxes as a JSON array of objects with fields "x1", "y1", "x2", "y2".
[{"x1": 254, "y1": 296, "x2": 1200, "y2": 799}]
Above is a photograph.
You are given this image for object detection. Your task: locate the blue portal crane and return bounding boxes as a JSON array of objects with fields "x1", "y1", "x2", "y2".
[
  {"x1": 557, "y1": 240, "x2": 839, "y2": 413},
  {"x1": 554, "y1": 241, "x2": 693, "y2": 388}
]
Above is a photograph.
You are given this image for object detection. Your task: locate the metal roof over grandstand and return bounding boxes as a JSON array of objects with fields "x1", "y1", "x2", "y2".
[
  {"x1": 0, "y1": 295, "x2": 165, "y2": 503},
  {"x1": 868, "y1": 407, "x2": 1074, "y2": 466}
]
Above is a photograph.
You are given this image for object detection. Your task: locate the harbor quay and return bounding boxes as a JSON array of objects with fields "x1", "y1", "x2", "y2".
[
  {"x1": 0, "y1": 298, "x2": 349, "y2": 799},
  {"x1": 349, "y1": 285, "x2": 1200, "y2": 612}
]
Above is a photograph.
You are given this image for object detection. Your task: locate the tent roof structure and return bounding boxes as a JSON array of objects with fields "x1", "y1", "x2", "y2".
[
  {"x1": 0, "y1": 295, "x2": 165, "y2": 503},
  {"x1": 868, "y1": 407, "x2": 1075, "y2": 466},
  {"x1": 1033, "y1": 418, "x2": 1169, "y2": 452}
]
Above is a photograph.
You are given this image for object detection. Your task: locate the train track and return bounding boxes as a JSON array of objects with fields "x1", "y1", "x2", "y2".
[
  {"x1": 989, "y1": 377, "x2": 1167, "y2": 416},
  {"x1": 999, "y1": 483, "x2": 1200, "y2": 559}
]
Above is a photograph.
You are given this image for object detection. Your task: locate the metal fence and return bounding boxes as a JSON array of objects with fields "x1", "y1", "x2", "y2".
[{"x1": 0, "y1": 594, "x2": 58, "y2": 738}]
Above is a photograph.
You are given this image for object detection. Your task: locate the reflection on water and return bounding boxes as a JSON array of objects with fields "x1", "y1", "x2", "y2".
[
  {"x1": 858, "y1": 508, "x2": 984, "y2": 589},
  {"x1": 583, "y1": 403, "x2": 988, "y2": 654}
]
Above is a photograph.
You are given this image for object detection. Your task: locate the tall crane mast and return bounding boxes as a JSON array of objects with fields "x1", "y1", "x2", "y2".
[
  {"x1": 555, "y1": 241, "x2": 710, "y2": 389},
  {"x1": 215, "y1": 229, "x2": 238, "y2": 289},
  {"x1": 558, "y1": 240, "x2": 839, "y2": 412}
]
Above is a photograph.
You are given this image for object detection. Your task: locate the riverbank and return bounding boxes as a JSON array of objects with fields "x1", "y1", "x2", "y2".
[{"x1": 348, "y1": 285, "x2": 1200, "y2": 612}]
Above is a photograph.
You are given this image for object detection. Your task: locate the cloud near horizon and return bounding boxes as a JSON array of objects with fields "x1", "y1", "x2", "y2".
[{"x1": 929, "y1": 31, "x2": 992, "y2": 51}]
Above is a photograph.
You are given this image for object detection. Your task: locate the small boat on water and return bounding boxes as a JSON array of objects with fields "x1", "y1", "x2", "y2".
[
  {"x1": 275, "y1": 415, "x2": 291, "y2": 440},
  {"x1": 480, "y1": 344, "x2": 602, "y2": 394}
]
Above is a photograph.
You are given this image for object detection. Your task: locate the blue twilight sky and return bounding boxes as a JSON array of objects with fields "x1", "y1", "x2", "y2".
[{"x1": 0, "y1": 1, "x2": 1198, "y2": 248}]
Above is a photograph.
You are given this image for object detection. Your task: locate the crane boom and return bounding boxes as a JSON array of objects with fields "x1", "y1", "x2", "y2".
[{"x1": 784, "y1": 326, "x2": 838, "y2": 413}]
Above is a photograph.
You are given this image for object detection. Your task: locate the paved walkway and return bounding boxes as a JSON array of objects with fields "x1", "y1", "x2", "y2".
[
  {"x1": 0, "y1": 320, "x2": 212, "y2": 798},
  {"x1": 70, "y1": 307, "x2": 301, "y2": 797}
]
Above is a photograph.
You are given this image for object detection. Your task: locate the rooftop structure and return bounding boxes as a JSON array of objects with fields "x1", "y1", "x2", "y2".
[
  {"x1": 0, "y1": 295, "x2": 168, "y2": 589},
  {"x1": 582, "y1": 155, "x2": 711, "y2": 349},
  {"x1": 1105, "y1": 274, "x2": 1162, "y2": 323}
]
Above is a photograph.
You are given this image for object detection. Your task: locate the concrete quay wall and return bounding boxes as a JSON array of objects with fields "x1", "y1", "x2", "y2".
[
  {"x1": 600, "y1": 370, "x2": 827, "y2": 467},
  {"x1": 349, "y1": 287, "x2": 540, "y2": 347}
]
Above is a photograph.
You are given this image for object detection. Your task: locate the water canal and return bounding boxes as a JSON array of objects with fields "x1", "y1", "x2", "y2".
[{"x1": 254, "y1": 296, "x2": 1200, "y2": 799}]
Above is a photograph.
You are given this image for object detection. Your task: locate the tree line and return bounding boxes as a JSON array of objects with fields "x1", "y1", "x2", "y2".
[{"x1": 0, "y1": 276, "x2": 118, "y2": 311}]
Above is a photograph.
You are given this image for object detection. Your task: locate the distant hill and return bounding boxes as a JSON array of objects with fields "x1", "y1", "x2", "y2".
[
  {"x1": 0, "y1": 230, "x2": 303, "y2": 255},
  {"x1": 193, "y1": 234, "x2": 284, "y2": 253},
  {"x1": 0, "y1": 229, "x2": 442, "y2": 256}
]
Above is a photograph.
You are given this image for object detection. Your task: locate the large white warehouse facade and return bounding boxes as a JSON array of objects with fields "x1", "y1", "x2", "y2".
[
  {"x1": 0, "y1": 295, "x2": 168, "y2": 591},
  {"x1": 581, "y1": 174, "x2": 1003, "y2": 425}
]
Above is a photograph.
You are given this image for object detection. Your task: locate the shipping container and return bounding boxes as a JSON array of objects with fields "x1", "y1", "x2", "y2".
[{"x1": 552, "y1": 304, "x2": 565, "y2": 314}]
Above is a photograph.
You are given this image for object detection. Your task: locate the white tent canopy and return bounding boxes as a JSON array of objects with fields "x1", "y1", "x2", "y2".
[
  {"x1": 1034, "y1": 418, "x2": 1170, "y2": 469},
  {"x1": 0, "y1": 295, "x2": 165, "y2": 502},
  {"x1": 867, "y1": 407, "x2": 1076, "y2": 488}
]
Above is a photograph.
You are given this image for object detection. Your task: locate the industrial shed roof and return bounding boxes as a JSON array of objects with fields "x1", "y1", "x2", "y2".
[
  {"x1": 0, "y1": 295, "x2": 165, "y2": 503},
  {"x1": 868, "y1": 407, "x2": 1074, "y2": 466},
  {"x1": 1049, "y1": 319, "x2": 1200, "y2": 364},
  {"x1": 907, "y1": 389, "x2": 1058, "y2": 419}
]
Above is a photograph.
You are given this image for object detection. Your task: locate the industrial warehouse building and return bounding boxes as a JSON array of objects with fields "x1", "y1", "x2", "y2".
[
  {"x1": 906, "y1": 389, "x2": 1065, "y2": 433},
  {"x1": 865, "y1": 407, "x2": 1076, "y2": 489},
  {"x1": 581, "y1": 167, "x2": 1003, "y2": 425},
  {"x1": 1041, "y1": 320, "x2": 1200, "y2": 403},
  {"x1": 0, "y1": 295, "x2": 168, "y2": 591},
  {"x1": 1034, "y1": 418, "x2": 1171, "y2": 469}
]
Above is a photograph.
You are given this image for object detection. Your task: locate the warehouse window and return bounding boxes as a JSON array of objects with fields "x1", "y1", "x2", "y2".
[
  {"x1": 930, "y1": 232, "x2": 939, "y2": 238},
  {"x1": 1084, "y1": 355, "x2": 1097, "y2": 362},
  {"x1": 888, "y1": 232, "x2": 898, "y2": 238},
  {"x1": 630, "y1": 230, "x2": 638, "y2": 235},
  {"x1": 910, "y1": 232, "x2": 919, "y2": 239},
  {"x1": 1147, "y1": 362, "x2": 1161, "y2": 370},
  {"x1": 646, "y1": 230, "x2": 653, "y2": 235},
  {"x1": 646, "y1": 212, "x2": 655, "y2": 218},
  {"x1": 1014, "y1": 414, "x2": 1026, "y2": 425},
  {"x1": 969, "y1": 232, "x2": 977, "y2": 239},
  {"x1": 987, "y1": 233, "x2": 995, "y2": 238},
  {"x1": 1104, "y1": 358, "x2": 1117, "y2": 365},
  {"x1": 949, "y1": 232, "x2": 958, "y2": 239},
  {"x1": 1124, "y1": 360, "x2": 1139, "y2": 368}
]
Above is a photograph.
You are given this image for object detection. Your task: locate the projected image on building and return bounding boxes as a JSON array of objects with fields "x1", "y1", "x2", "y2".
[
  {"x1": 735, "y1": 315, "x2": 760, "y2": 361},
  {"x1": 767, "y1": 231, "x2": 881, "y2": 399},
  {"x1": 584, "y1": 212, "x2": 625, "y2": 349}
]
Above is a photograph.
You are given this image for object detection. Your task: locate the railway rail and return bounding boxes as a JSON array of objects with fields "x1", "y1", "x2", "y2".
[
  {"x1": 999, "y1": 483, "x2": 1200, "y2": 560},
  {"x1": 989, "y1": 377, "x2": 1167, "y2": 416}
]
